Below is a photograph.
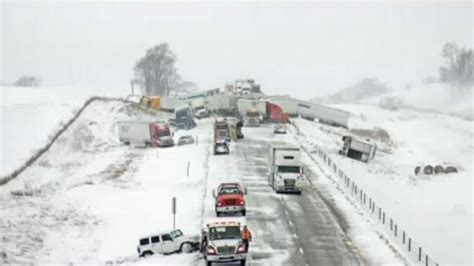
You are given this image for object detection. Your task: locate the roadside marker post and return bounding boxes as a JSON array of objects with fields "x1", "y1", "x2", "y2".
[{"x1": 172, "y1": 197, "x2": 176, "y2": 230}]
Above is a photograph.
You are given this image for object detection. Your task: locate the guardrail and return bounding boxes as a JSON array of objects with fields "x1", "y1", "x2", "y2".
[
  {"x1": 0, "y1": 96, "x2": 136, "y2": 186},
  {"x1": 292, "y1": 122, "x2": 439, "y2": 266}
]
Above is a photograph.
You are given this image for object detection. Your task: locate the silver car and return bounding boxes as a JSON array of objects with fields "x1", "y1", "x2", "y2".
[{"x1": 178, "y1": 135, "x2": 195, "y2": 146}]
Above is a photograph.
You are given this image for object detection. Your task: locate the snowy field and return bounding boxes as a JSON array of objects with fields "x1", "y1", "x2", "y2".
[
  {"x1": 294, "y1": 104, "x2": 473, "y2": 264},
  {"x1": 0, "y1": 86, "x2": 125, "y2": 176}
]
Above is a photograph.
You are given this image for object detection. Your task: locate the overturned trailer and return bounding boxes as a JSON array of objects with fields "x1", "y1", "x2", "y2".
[{"x1": 339, "y1": 136, "x2": 376, "y2": 163}]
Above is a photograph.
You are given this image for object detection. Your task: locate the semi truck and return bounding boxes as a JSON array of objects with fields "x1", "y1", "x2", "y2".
[
  {"x1": 268, "y1": 144, "x2": 304, "y2": 193},
  {"x1": 244, "y1": 108, "x2": 260, "y2": 127},
  {"x1": 214, "y1": 119, "x2": 231, "y2": 143},
  {"x1": 338, "y1": 136, "x2": 376, "y2": 163},
  {"x1": 175, "y1": 106, "x2": 196, "y2": 130},
  {"x1": 118, "y1": 121, "x2": 174, "y2": 147}
]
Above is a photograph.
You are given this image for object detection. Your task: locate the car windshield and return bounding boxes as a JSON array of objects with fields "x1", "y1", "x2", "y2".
[
  {"x1": 218, "y1": 130, "x2": 227, "y2": 137},
  {"x1": 219, "y1": 187, "x2": 241, "y2": 195},
  {"x1": 278, "y1": 166, "x2": 300, "y2": 173},
  {"x1": 208, "y1": 226, "x2": 241, "y2": 240},
  {"x1": 170, "y1": 229, "x2": 183, "y2": 238}
]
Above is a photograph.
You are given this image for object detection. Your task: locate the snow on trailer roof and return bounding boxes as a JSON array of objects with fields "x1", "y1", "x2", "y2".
[
  {"x1": 269, "y1": 142, "x2": 300, "y2": 150},
  {"x1": 205, "y1": 220, "x2": 241, "y2": 228}
]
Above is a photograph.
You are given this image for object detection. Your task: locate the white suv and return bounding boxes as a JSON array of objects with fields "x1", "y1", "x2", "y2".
[{"x1": 137, "y1": 229, "x2": 200, "y2": 257}]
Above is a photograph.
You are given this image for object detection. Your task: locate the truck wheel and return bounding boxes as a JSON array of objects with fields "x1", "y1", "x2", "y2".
[
  {"x1": 206, "y1": 260, "x2": 212, "y2": 266},
  {"x1": 142, "y1": 251, "x2": 153, "y2": 257},
  {"x1": 240, "y1": 259, "x2": 246, "y2": 266},
  {"x1": 180, "y1": 242, "x2": 193, "y2": 253},
  {"x1": 242, "y1": 210, "x2": 246, "y2": 216},
  {"x1": 216, "y1": 211, "x2": 220, "y2": 217}
]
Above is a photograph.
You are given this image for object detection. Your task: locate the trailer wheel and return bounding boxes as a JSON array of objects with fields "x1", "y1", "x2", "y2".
[
  {"x1": 423, "y1": 165, "x2": 434, "y2": 175},
  {"x1": 434, "y1": 165, "x2": 445, "y2": 174},
  {"x1": 414, "y1": 166, "x2": 421, "y2": 175},
  {"x1": 445, "y1": 166, "x2": 458, "y2": 174}
]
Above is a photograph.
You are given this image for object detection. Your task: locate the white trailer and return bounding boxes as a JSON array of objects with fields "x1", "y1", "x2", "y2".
[
  {"x1": 268, "y1": 144, "x2": 304, "y2": 193},
  {"x1": 118, "y1": 121, "x2": 151, "y2": 146},
  {"x1": 268, "y1": 99, "x2": 298, "y2": 117},
  {"x1": 297, "y1": 102, "x2": 350, "y2": 128},
  {"x1": 208, "y1": 94, "x2": 231, "y2": 111},
  {"x1": 339, "y1": 136, "x2": 376, "y2": 163},
  {"x1": 161, "y1": 96, "x2": 183, "y2": 112}
]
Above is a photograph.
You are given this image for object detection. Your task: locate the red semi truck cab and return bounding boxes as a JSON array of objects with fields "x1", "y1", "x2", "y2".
[
  {"x1": 213, "y1": 183, "x2": 247, "y2": 217},
  {"x1": 150, "y1": 122, "x2": 174, "y2": 147}
]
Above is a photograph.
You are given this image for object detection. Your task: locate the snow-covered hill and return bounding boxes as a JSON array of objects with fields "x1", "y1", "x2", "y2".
[
  {"x1": 294, "y1": 104, "x2": 473, "y2": 264},
  {"x1": 0, "y1": 86, "x2": 125, "y2": 176}
]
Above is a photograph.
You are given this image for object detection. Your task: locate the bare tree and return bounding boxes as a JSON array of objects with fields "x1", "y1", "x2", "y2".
[
  {"x1": 13, "y1": 75, "x2": 40, "y2": 87},
  {"x1": 439, "y1": 42, "x2": 473, "y2": 87},
  {"x1": 133, "y1": 43, "x2": 180, "y2": 96}
]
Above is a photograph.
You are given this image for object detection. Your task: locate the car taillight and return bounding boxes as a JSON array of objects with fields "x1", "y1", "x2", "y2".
[
  {"x1": 240, "y1": 200, "x2": 245, "y2": 205},
  {"x1": 207, "y1": 246, "x2": 217, "y2": 255},
  {"x1": 236, "y1": 245, "x2": 246, "y2": 253},
  {"x1": 217, "y1": 202, "x2": 222, "y2": 206}
]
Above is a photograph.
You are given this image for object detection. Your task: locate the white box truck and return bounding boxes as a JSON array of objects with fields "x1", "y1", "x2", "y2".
[
  {"x1": 338, "y1": 136, "x2": 376, "y2": 163},
  {"x1": 268, "y1": 144, "x2": 304, "y2": 194},
  {"x1": 118, "y1": 121, "x2": 174, "y2": 147}
]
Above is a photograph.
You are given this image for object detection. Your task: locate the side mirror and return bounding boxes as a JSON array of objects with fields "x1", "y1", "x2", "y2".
[
  {"x1": 244, "y1": 188, "x2": 248, "y2": 195},
  {"x1": 212, "y1": 189, "x2": 217, "y2": 198}
]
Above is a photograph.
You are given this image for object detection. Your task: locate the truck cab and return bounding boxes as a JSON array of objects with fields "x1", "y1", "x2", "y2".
[
  {"x1": 268, "y1": 144, "x2": 304, "y2": 194},
  {"x1": 213, "y1": 183, "x2": 247, "y2": 216},
  {"x1": 202, "y1": 221, "x2": 247, "y2": 266},
  {"x1": 175, "y1": 107, "x2": 196, "y2": 130},
  {"x1": 214, "y1": 119, "x2": 231, "y2": 143},
  {"x1": 244, "y1": 108, "x2": 260, "y2": 127},
  {"x1": 150, "y1": 123, "x2": 174, "y2": 147}
]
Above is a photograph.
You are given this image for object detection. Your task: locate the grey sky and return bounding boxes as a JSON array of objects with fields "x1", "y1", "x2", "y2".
[{"x1": 1, "y1": 1, "x2": 472, "y2": 98}]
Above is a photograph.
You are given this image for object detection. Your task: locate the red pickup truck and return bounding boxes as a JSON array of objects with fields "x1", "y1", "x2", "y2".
[{"x1": 213, "y1": 183, "x2": 247, "y2": 217}]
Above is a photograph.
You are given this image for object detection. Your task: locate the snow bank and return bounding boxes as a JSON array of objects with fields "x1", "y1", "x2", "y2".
[{"x1": 293, "y1": 107, "x2": 473, "y2": 264}]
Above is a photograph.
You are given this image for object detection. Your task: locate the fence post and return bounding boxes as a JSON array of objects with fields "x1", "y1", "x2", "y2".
[
  {"x1": 378, "y1": 208, "x2": 381, "y2": 220},
  {"x1": 187, "y1": 161, "x2": 190, "y2": 177},
  {"x1": 408, "y1": 238, "x2": 412, "y2": 252},
  {"x1": 383, "y1": 212, "x2": 386, "y2": 224},
  {"x1": 390, "y1": 219, "x2": 393, "y2": 231},
  {"x1": 363, "y1": 193, "x2": 366, "y2": 204},
  {"x1": 418, "y1": 247, "x2": 422, "y2": 261},
  {"x1": 395, "y1": 224, "x2": 398, "y2": 236},
  {"x1": 403, "y1": 231, "x2": 406, "y2": 244},
  {"x1": 372, "y1": 202, "x2": 375, "y2": 213},
  {"x1": 426, "y1": 255, "x2": 429, "y2": 266}
]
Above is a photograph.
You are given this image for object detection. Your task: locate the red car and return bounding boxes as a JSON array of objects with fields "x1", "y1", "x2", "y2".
[{"x1": 213, "y1": 183, "x2": 247, "y2": 217}]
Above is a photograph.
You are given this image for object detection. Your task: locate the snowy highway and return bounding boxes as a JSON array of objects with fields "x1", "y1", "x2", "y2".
[
  {"x1": 202, "y1": 124, "x2": 364, "y2": 265},
  {"x1": 0, "y1": 101, "x2": 415, "y2": 264}
]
